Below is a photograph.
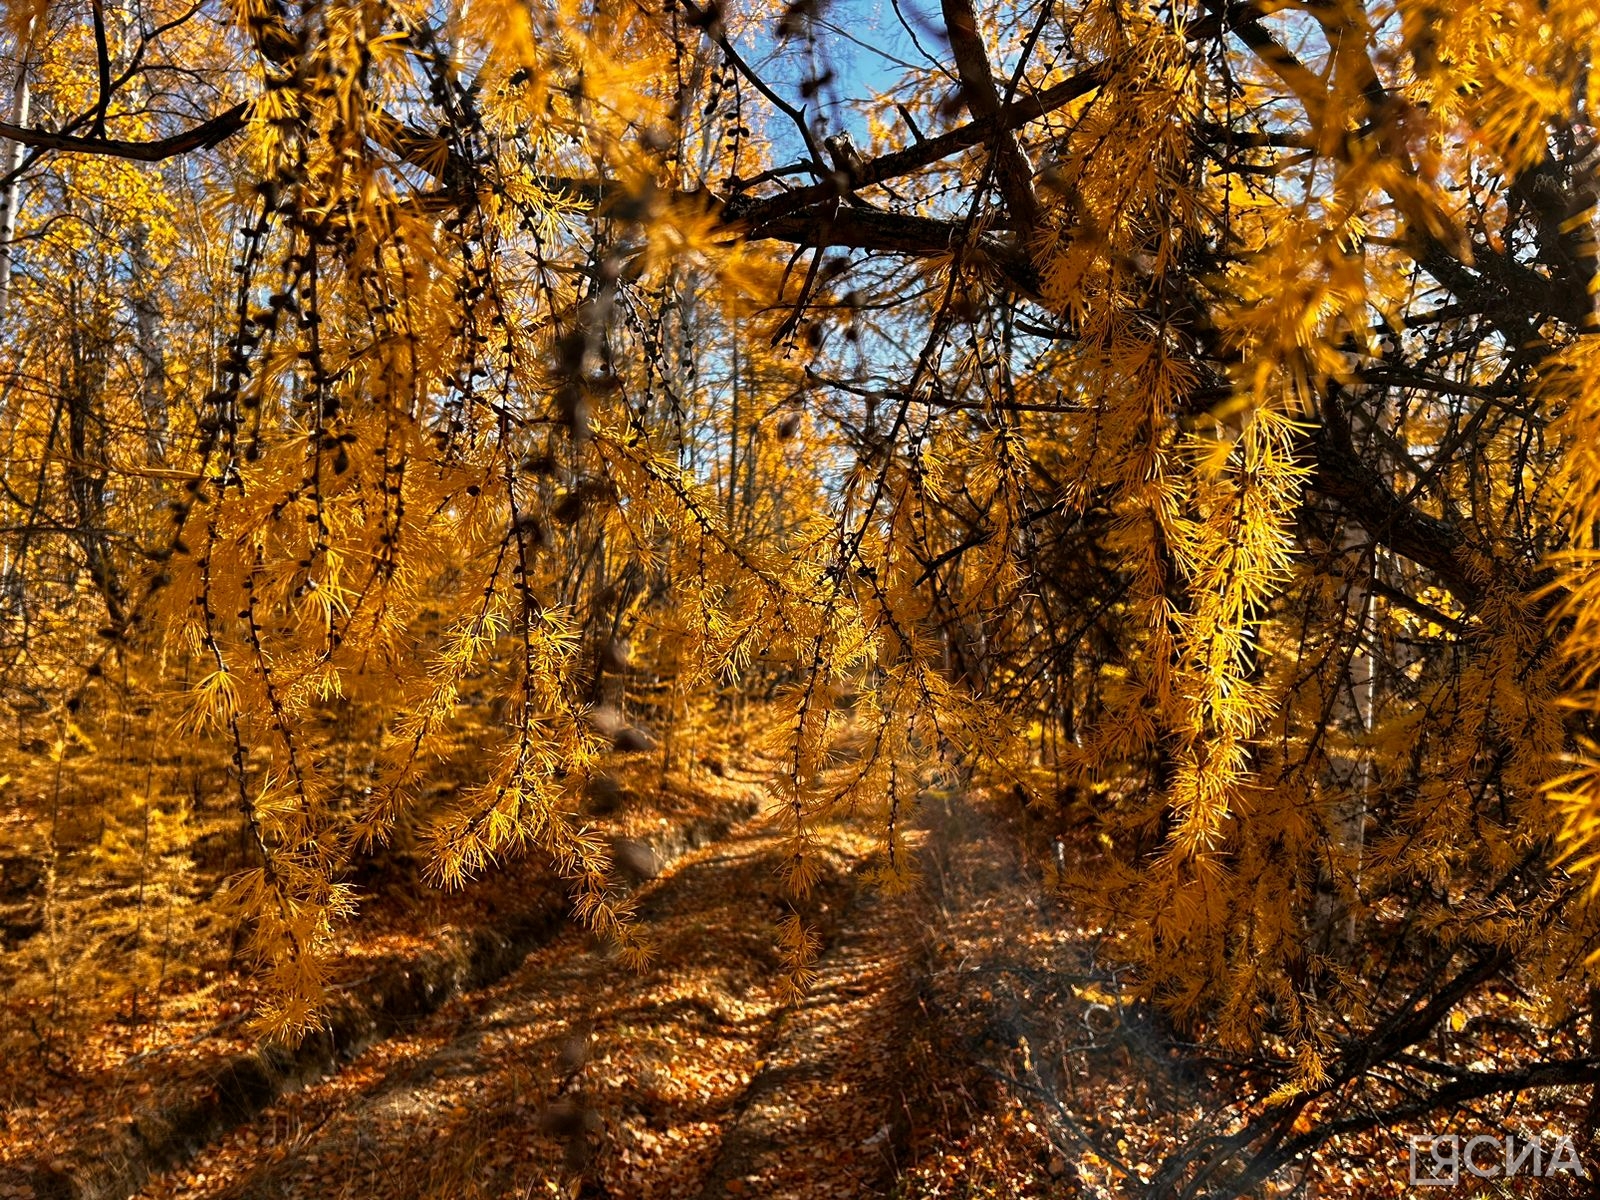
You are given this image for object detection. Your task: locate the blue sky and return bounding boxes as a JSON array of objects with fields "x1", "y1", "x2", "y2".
[{"x1": 738, "y1": 0, "x2": 953, "y2": 155}]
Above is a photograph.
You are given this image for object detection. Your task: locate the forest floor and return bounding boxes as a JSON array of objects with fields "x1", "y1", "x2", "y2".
[{"x1": 4, "y1": 749, "x2": 1426, "y2": 1200}]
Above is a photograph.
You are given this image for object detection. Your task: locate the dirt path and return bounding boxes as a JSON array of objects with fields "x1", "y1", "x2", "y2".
[
  {"x1": 123, "y1": 803, "x2": 934, "y2": 1200},
  {"x1": 19, "y1": 781, "x2": 1157, "y2": 1200},
  {"x1": 691, "y1": 874, "x2": 921, "y2": 1200},
  {"x1": 7, "y1": 748, "x2": 1200, "y2": 1200}
]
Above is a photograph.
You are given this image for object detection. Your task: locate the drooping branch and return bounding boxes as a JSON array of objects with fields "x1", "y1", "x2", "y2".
[
  {"x1": 675, "y1": 0, "x2": 828, "y2": 176},
  {"x1": 0, "y1": 5, "x2": 1547, "y2": 636}
]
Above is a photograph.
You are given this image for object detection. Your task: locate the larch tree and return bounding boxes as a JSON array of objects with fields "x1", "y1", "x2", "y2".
[{"x1": 1, "y1": 0, "x2": 1599, "y2": 1190}]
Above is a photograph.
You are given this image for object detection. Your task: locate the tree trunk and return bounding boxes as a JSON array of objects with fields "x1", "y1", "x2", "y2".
[{"x1": 0, "y1": 19, "x2": 37, "y2": 327}]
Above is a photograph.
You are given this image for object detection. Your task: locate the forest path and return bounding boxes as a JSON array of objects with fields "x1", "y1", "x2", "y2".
[{"x1": 127, "y1": 800, "x2": 938, "y2": 1200}]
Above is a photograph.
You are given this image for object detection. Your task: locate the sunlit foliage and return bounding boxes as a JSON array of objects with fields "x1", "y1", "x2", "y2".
[{"x1": 1, "y1": 0, "x2": 1599, "y2": 1167}]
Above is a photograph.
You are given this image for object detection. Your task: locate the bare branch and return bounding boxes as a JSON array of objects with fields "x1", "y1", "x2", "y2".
[{"x1": 0, "y1": 102, "x2": 248, "y2": 162}]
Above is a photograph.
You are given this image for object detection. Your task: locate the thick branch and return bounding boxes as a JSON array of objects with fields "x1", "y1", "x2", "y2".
[
  {"x1": 740, "y1": 204, "x2": 1040, "y2": 296},
  {"x1": 1308, "y1": 421, "x2": 1481, "y2": 608},
  {"x1": 0, "y1": 102, "x2": 248, "y2": 162},
  {"x1": 939, "y1": 0, "x2": 1042, "y2": 230},
  {"x1": 1189, "y1": 1053, "x2": 1600, "y2": 1200},
  {"x1": 89, "y1": 0, "x2": 113, "y2": 137},
  {"x1": 1416, "y1": 234, "x2": 1593, "y2": 336},
  {"x1": 735, "y1": 66, "x2": 1105, "y2": 230}
]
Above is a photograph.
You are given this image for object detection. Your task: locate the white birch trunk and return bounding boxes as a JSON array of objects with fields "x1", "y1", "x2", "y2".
[{"x1": 0, "y1": 18, "x2": 37, "y2": 328}]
